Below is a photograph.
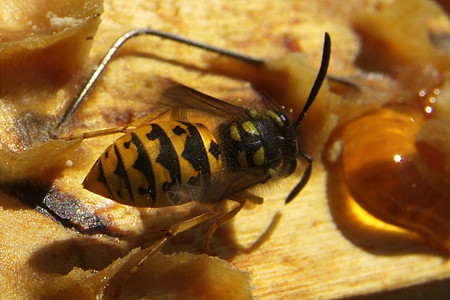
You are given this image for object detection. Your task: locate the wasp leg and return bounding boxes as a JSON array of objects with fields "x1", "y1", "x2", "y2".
[
  {"x1": 106, "y1": 211, "x2": 218, "y2": 299},
  {"x1": 58, "y1": 126, "x2": 128, "y2": 141},
  {"x1": 203, "y1": 197, "x2": 247, "y2": 253},
  {"x1": 285, "y1": 152, "x2": 313, "y2": 204},
  {"x1": 169, "y1": 105, "x2": 190, "y2": 122},
  {"x1": 58, "y1": 107, "x2": 169, "y2": 141},
  {"x1": 203, "y1": 190, "x2": 265, "y2": 252},
  {"x1": 126, "y1": 106, "x2": 170, "y2": 127},
  {"x1": 239, "y1": 190, "x2": 264, "y2": 205},
  {"x1": 105, "y1": 236, "x2": 169, "y2": 299}
]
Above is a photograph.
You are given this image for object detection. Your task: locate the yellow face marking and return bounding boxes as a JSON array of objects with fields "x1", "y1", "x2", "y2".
[
  {"x1": 268, "y1": 168, "x2": 276, "y2": 177},
  {"x1": 268, "y1": 161, "x2": 283, "y2": 177}
]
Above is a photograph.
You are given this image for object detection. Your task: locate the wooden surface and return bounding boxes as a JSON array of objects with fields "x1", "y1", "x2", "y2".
[
  {"x1": 1, "y1": 0, "x2": 449, "y2": 299},
  {"x1": 87, "y1": 2, "x2": 450, "y2": 298}
]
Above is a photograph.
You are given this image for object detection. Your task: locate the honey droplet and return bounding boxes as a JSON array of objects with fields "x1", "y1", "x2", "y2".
[{"x1": 341, "y1": 108, "x2": 450, "y2": 252}]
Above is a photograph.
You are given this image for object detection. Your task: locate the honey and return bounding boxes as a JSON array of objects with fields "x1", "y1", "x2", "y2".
[{"x1": 340, "y1": 100, "x2": 450, "y2": 252}]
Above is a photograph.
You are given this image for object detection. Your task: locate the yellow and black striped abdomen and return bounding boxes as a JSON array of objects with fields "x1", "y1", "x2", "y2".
[{"x1": 83, "y1": 121, "x2": 222, "y2": 207}]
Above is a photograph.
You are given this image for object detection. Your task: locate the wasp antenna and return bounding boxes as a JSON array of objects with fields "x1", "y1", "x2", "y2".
[
  {"x1": 293, "y1": 32, "x2": 331, "y2": 129},
  {"x1": 54, "y1": 28, "x2": 265, "y2": 133},
  {"x1": 285, "y1": 33, "x2": 331, "y2": 204},
  {"x1": 137, "y1": 28, "x2": 266, "y2": 65},
  {"x1": 285, "y1": 153, "x2": 312, "y2": 204},
  {"x1": 54, "y1": 30, "x2": 143, "y2": 131}
]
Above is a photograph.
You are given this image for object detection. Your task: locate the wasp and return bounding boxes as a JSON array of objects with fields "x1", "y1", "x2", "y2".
[{"x1": 55, "y1": 28, "x2": 331, "y2": 252}]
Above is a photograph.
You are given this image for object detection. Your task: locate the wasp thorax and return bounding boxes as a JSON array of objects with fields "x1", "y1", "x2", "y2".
[{"x1": 219, "y1": 109, "x2": 298, "y2": 178}]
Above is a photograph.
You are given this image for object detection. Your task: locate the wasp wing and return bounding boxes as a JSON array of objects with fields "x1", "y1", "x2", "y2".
[
  {"x1": 169, "y1": 169, "x2": 267, "y2": 205},
  {"x1": 198, "y1": 169, "x2": 267, "y2": 203},
  {"x1": 160, "y1": 84, "x2": 247, "y2": 117}
]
